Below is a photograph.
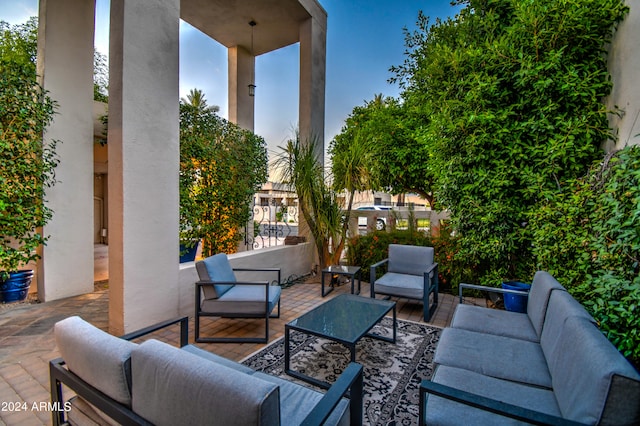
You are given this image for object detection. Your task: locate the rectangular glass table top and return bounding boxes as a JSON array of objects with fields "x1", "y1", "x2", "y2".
[{"x1": 287, "y1": 294, "x2": 395, "y2": 343}]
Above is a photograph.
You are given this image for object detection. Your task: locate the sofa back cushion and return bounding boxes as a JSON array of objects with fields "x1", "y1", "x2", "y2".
[
  {"x1": 540, "y1": 289, "x2": 595, "y2": 362},
  {"x1": 54, "y1": 316, "x2": 136, "y2": 406},
  {"x1": 526, "y1": 271, "x2": 567, "y2": 337},
  {"x1": 546, "y1": 316, "x2": 640, "y2": 424},
  {"x1": 132, "y1": 339, "x2": 280, "y2": 426},
  {"x1": 196, "y1": 253, "x2": 236, "y2": 299},
  {"x1": 388, "y1": 244, "x2": 434, "y2": 276}
]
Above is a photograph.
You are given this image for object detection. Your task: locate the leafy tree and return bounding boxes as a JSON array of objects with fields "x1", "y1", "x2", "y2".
[
  {"x1": 1, "y1": 18, "x2": 58, "y2": 278},
  {"x1": 180, "y1": 91, "x2": 267, "y2": 255},
  {"x1": 94, "y1": 49, "x2": 109, "y2": 102},
  {"x1": 181, "y1": 88, "x2": 220, "y2": 114},
  {"x1": 392, "y1": 0, "x2": 627, "y2": 285},
  {"x1": 330, "y1": 95, "x2": 436, "y2": 206}
]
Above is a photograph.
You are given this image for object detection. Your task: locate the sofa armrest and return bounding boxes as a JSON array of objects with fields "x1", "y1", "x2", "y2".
[
  {"x1": 458, "y1": 282, "x2": 529, "y2": 304},
  {"x1": 120, "y1": 316, "x2": 189, "y2": 347},
  {"x1": 301, "y1": 362, "x2": 364, "y2": 426},
  {"x1": 419, "y1": 380, "x2": 587, "y2": 426},
  {"x1": 50, "y1": 358, "x2": 152, "y2": 426}
]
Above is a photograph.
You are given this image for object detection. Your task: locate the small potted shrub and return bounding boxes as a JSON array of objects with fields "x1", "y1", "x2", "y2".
[{"x1": 1, "y1": 19, "x2": 59, "y2": 302}]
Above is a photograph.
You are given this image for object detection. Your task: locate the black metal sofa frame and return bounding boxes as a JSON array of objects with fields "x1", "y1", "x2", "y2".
[{"x1": 50, "y1": 316, "x2": 364, "y2": 426}]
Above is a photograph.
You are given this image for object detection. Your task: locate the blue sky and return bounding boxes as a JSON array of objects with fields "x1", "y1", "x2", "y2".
[{"x1": 1, "y1": 0, "x2": 460, "y2": 161}]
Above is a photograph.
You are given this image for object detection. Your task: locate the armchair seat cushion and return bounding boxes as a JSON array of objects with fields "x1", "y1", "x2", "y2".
[
  {"x1": 435, "y1": 327, "x2": 552, "y2": 389},
  {"x1": 374, "y1": 272, "x2": 424, "y2": 299},
  {"x1": 424, "y1": 365, "x2": 561, "y2": 426},
  {"x1": 201, "y1": 285, "x2": 282, "y2": 316},
  {"x1": 253, "y1": 372, "x2": 350, "y2": 426}
]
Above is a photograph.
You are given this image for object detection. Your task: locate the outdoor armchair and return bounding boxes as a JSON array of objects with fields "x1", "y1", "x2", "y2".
[
  {"x1": 195, "y1": 253, "x2": 281, "y2": 343},
  {"x1": 370, "y1": 244, "x2": 438, "y2": 322}
]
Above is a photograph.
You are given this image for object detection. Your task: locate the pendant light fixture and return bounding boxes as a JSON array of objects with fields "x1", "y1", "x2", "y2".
[{"x1": 248, "y1": 20, "x2": 256, "y2": 97}]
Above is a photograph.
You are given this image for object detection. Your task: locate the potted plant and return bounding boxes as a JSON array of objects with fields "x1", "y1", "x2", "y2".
[{"x1": 1, "y1": 19, "x2": 59, "y2": 302}]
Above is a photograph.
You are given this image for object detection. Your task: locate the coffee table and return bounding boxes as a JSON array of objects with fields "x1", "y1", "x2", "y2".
[{"x1": 285, "y1": 294, "x2": 396, "y2": 389}]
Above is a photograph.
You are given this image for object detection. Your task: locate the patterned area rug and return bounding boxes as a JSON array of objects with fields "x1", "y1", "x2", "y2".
[{"x1": 242, "y1": 317, "x2": 441, "y2": 425}]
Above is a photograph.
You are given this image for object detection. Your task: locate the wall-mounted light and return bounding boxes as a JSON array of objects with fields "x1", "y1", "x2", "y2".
[{"x1": 249, "y1": 20, "x2": 256, "y2": 97}]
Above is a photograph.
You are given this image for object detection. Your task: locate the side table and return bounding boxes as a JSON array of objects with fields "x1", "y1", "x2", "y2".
[{"x1": 321, "y1": 265, "x2": 361, "y2": 297}]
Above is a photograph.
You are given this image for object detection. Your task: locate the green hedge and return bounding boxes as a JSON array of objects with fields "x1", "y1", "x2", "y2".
[{"x1": 531, "y1": 146, "x2": 640, "y2": 367}]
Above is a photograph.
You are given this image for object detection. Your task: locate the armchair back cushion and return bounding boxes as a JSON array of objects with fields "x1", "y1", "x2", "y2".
[
  {"x1": 387, "y1": 244, "x2": 434, "y2": 276},
  {"x1": 196, "y1": 253, "x2": 236, "y2": 299},
  {"x1": 54, "y1": 316, "x2": 136, "y2": 406},
  {"x1": 132, "y1": 339, "x2": 280, "y2": 426}
]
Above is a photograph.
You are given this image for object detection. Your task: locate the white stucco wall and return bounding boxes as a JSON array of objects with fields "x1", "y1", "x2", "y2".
[
  {"x1": 37, "y1": 0, "x2": 95, "y2": 301},
  {"x1": 108, "y1": 0, "x2": 181, "y2": 334},
  {"x1": 607, "y1": 0, "x2": 640, "y2": 149}
]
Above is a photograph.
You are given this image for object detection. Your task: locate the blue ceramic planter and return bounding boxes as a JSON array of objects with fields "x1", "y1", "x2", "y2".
[
  {"x1": 0, "y1": 270, "x2": 34, "y2": 303},
  {"x1": 501, "y1": 281, "x2": 531, "y2": 313},
  {"x1": 179, "y1": 240, "x2": 200, "y2": 263}
]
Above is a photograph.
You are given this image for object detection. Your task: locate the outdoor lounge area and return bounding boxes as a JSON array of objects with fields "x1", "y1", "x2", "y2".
[{"x1": 0, "y1": 271, "x2": 463, "y2": 425}]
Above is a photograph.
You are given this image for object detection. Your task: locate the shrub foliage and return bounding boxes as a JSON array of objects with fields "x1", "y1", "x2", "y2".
[
  {"x1": 179, "y1": 98, "x2": 268, "y2": 256},
  {"x1": 392, "y1": 0, "x2": 627, "y2": 285}
]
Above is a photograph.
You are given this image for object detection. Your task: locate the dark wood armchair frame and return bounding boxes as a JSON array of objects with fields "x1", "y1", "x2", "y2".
[{"x1": 195, "y1": 267, "x2": 281, "y2": 343}]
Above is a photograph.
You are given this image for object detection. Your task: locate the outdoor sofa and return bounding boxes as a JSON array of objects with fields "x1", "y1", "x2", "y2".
[
  {"x1": 420, "y1": 271, "x2": 640, "y2": 425},
  {"x1": 50, "y1": 316, "x2": 363, "y2": 426}
]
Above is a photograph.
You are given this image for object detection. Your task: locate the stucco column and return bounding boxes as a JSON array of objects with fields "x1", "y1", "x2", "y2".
[
  {"x1": 228, "y1": 46, "x2": 255, "y2": 131},
  {"x1": 606, "y1": 0, "x2": 640, "y2": 149},
  {"x1": 299, "y1": 16, "x2": 327, "y2": 163},
  {"x1": 109, "y1": 0, "x2": 180, "y2": 334},
  {"x1": 37, "y1": 0, "x2": 95, "y2": 301}
]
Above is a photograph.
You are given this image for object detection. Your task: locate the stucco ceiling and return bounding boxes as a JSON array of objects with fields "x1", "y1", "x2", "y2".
[{"x1": 180, "y1": 0, "x2": 326, "y2": 56}]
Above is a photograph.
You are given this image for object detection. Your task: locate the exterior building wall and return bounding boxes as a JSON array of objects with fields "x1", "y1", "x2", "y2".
[
  {"x1": 37, "y1": 0, "x2": 95, "y2": 301},
  {"x1": 108, "y1": 0, "x2": 180, "y2": 334},
  {"x1": 607, "y1": 0, "x2": 640, "y2": 149}
]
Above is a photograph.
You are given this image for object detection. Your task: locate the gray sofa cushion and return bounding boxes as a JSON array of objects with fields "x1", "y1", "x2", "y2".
[
  {"x1": 539, "y1": 289, "x2": 596, "y2": 366},
  {"x1": 181, "y1": 344, "x2": 256, "y2": 374},
  {"x1": 547, "y1": 316, "x2": 640, "y2": 425},
  {"x1": 254, "y1": 372, "x2": 349, "y2": 426},
  {"x1": 54, "y1": 316, "x2": 136, "y2": 406},
  {"x1": 425, "y1": 365, "x2": 561, "y2": 426},
  {"x1": 435, "y1": 327, "x2": 552, "y2": 388},
  {"x1": 132, "y1": 339, "x2": 280, "y2": 426},
  {"x1": 387, "y1": 244, "x2": 434, "y2": 276},
  {"x1": 526, "y1": 271, "x2": 567, "y2": 337},
  {"x1": 451, "y1": 304, "x2": 539, "y2": 342},
  {"x1": 201, "y1": 284, "x2": 281, "y2": 315},
  {"x1": 197, "y1": 253, "x2": 236, "y2": 299},
  {"x1": 373, "y1": 272, "x2": 424, "y2": 299}
]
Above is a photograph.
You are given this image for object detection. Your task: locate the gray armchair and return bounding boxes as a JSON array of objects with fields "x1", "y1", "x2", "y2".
[
  {"x1": 195, "y1": 253, "x2": 281, "y2": 343},
  {"x1": 370, "y1": 244, "x2": 438, "y2": 322}
]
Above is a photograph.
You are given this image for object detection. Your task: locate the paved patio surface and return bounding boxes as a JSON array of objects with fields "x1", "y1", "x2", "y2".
[{"x1": 0, "y1": 257, "x2": 478, "y2": 425}]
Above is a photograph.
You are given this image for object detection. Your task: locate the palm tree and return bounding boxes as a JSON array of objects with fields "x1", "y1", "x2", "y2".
[
  {"x1": 275, "y1": 134, "x2": 342, "y2": 268},
  {"x1": 181, "y1": 88, "x2": 220, "y2": 114}
]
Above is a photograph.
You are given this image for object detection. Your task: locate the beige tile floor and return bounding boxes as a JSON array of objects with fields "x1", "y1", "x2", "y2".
[{"x1": 0, "y1": 252, "x2": 482, "y2": 425}]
